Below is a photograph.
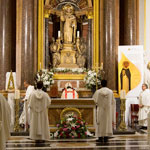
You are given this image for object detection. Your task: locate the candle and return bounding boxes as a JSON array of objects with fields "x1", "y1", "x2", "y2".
[
  {"x1": 120, "y1": 90, "x2": 126, "y2": 99},
  {"x1": 15, "y1": 89, "x2": 20, "y2": 99},
  {"x1": 77, "y1": 31, "x2": 80, "y2": 38},
  {"x1": 100, "y1": 62, "x2": 103, "y2": 70},
  {"x1": 58, "y1": 30, "x2": 60, "y2": 38}
]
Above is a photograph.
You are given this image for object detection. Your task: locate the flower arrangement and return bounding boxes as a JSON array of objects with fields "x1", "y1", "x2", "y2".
[
  {"x1": 56, "y1": 113, "x2": 88, "y2": 139},
  {"x1": 84, "y1": 70, "x2": 102, "y2": 92},
  {"x1": 35, "y1": 69, "x2": 54, "y2": 89}
]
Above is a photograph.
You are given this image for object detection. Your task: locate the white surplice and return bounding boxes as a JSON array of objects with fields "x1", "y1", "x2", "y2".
[
  {"x1": 19, "y1": 85, "x2": 34, "y2": 126},
  {"x1": 0, "y1": 94, "x2": 11, "y2": 150},
  {"x1": 138, "y1": 89, "x2": 150, "y2": 126},
  {"x1": 93, "y1": 87, "x2": 116, "y2": 137},
  {"x1": 29, "y1": 89, "x2": 51, "y2": 140}
]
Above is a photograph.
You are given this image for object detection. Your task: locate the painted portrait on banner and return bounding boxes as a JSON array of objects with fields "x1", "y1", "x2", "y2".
[{"x1": 118, "y1": 46, "x2": 144, "y2": 98}]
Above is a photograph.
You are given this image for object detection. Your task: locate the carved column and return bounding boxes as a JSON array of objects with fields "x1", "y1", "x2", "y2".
[
  {"x1": 45, "y1": 18, "x2": 50, "y2": 69},
  {"x1": 16, "y1": 0, "x2": 38, "y2": 89},
  {"x1": 87, "y1": 19, "x2": 93, "y2": 69},
  {"x1": 124, "y1": 0, "x2": 137, "y2": 45},
  {"x1": 0, "y1": 0, "x2": 15, "y2": 90},
  {"x1": 103, "y1": 0, "x2": 119, "y2": 90}
]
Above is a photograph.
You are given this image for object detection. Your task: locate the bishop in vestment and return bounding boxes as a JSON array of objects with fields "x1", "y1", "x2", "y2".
[
  {"x1": 0, "y1": 94, "x2": 11, "y2": 150},
  {"x1": 29, "y1": 81, "x2": 51, "y2": 141},
  {"x1": 93, "y1": 80, "x2": 116, "y2": 143}
]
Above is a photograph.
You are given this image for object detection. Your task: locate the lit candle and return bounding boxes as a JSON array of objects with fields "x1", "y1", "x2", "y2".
[
  {"x1": 15, "y1": 89, "x2": 20, "y2": 99},
  {"x1": 100, "y1": 62, "x2": 103, "y2": 70},
  {"x1": 58, "y1": 30, "x2": 60, "y2": 38},
  {"x1": 77, "y1": 31, "x2": 80, "y2": 38}
]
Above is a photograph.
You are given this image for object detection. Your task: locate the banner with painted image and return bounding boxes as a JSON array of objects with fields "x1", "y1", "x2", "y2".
[{"x1": 118, "y1": 45, "x2": 144, "y2": 98}]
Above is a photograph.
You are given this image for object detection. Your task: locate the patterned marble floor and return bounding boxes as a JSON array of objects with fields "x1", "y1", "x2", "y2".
[{"x1": 6, "y1": 131, "x2": 150, "y2": 150}]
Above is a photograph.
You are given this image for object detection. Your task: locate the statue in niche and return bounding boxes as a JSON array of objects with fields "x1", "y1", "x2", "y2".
[
  {"x1": 76, "y1": 38, "x2": 87, "y2": 68},
  {"x1": 60, "y1": 4, "x2": 77, "y2": 44},
  {"x1": 50, "y1": 38, "x2": 62, "y2": 67}
]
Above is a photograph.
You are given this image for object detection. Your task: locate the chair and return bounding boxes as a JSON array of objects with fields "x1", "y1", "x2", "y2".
[{"x1": 131, "y1": 104, "x2": 139, "y2": 128}]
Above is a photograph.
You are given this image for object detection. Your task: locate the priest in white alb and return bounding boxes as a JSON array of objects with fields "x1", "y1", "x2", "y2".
[
  {"x1": 93, "y1": 80, "x2": 116, "y2": 143},
  {"x1": 61, "y1": 82, "x2": 79, "y2": 99},
  {"x1": 29, "y1": 81, "x2": 51, "y2": 141},
  {"x1": 138, "y1": 83, "x2": 150, "y2": 127},
  {"x1": 19, "y1": 80, "x2": 34, "y2": 130},
  {"x1": 0, "y1": 94, "x2": 11, "y2": 150}
]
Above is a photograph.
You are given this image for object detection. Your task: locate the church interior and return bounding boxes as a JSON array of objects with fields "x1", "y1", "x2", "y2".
[{"x1": 1, "y1": 0, "x2": 150, "y2": 149}]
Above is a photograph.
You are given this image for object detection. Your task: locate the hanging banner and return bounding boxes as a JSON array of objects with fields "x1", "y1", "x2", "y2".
[{"x1": 118, "y1": 45, "x2": 144, "y2": 98}]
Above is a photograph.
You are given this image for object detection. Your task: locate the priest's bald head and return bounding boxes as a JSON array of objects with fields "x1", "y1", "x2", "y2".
[{"x1": 101, "y1": 80, "x2": 107, "y2": 87}]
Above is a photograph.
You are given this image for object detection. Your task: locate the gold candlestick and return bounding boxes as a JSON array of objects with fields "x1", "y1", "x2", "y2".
[
  {"x1": 118, "y1": 98, "x2": 127, "y2": 131},
  {"x1": 14, "y1": 98, "x2": 20, "y2": 132}
]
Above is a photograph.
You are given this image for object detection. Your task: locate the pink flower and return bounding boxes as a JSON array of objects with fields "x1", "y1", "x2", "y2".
[
  {"x1": 63, "y1": 128, "x2": 68, "y2": 131},
  {"x1": 76, "y1": 125, "x2": 80, "y2": 128},
  {"x1": 72, "y1": 136, "x2": 75, "y2": 138},
  {"x1": 85, "y1": 132, "x2": 87, "y2": 135},
  {"x1": 57, "y1": 124, "x2": 60, "y2": 127},
  {"x1": 64, "y1": 125, "x2": 67, "y2": 127},
  {"x1": 81, "y1": 121, "x2": 83, "y2": 125}
]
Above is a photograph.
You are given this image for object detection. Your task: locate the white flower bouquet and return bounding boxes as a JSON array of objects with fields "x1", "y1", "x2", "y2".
[
  {"x1": 84, "y1": 70, "x2": 101, "y2": 92},
  {"x1": 35, "y1": 69, "x2": 54, "y2": 89}
]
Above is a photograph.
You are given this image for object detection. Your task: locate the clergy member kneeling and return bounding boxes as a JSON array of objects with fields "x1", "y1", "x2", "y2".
[
  {"x1": 0, "y1": 94, "x2": 11, "y2": 150},
  {"x1": 61, "y1": 82, "x2": 79, "y2": 99},
  {"x1": 29, "y1": 81, "x2": 51, "y2": 142},
  {"x1": 93, "y1": 80, "x2": 116, "y2": 143}
]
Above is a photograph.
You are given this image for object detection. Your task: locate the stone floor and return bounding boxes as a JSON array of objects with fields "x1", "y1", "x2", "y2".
[{"x1": 6, "y1": 130, "x2": 150, "y2": 150}]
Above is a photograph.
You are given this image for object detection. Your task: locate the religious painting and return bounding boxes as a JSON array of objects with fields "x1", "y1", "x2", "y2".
[{"x1": 118, "y1": 46, "x2": 144, "y2": 98}]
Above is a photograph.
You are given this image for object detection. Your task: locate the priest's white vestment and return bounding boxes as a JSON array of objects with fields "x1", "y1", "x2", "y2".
[
  {"x1": 29, "y1": 89, "x2": 51, "y2": 140},
  {"x1": 19, "y1": 85, "x2": 34, "y2": 126},
  {"x1": 138, "y1": 89, "x2": 150, "y2": 126},
  {"x1": 93, "y1": 87, "x2": 116, "y2": 137},
  {"x1": 0, "y1": 94, "x2": 11, "y2": 150}
]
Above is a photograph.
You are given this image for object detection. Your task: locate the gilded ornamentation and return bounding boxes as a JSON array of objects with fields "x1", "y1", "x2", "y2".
[
  {"x1": 60, "y1": 107, "x2": 82, "y2": 120},
  {"x1": 50, "y1": 38, "x2": 62, "y2": 67},
  {"x1": 76, "y1": 38, "x2": 87, "y2": 68},
  {"x1": 60, "y1": 4, "x2": 77, "y2": 44},
  {"x1": 7, "y1": 71, "x2": 15, "y2": 90}
]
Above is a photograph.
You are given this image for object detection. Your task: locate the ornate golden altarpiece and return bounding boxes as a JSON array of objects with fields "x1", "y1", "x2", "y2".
[{"x1": 48, "y1": 98, "x2": 96, "y2": 133}]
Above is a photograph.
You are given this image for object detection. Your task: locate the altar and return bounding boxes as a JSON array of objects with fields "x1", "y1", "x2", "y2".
[{"x1": 48, "y1": 98, "x2": 96, "y2": 133}]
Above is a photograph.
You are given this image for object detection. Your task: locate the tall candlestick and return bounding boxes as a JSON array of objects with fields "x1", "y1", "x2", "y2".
[
  {"x1": 77, "y1": 31, "x2": 80, "y2": 38},
  {"x1": 58, "y1": 30, "x2": 60, "y2": 38}
]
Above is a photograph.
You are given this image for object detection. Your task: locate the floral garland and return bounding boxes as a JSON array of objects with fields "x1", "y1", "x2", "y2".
[
  {"x1": 52, "y1": 68, "x2": 87, "y2": 74},
  {"x1": 34, "y1": 69, "x2": 54, "y2": 88},
  {"x1": 56, "y1": 113, "x2": 88, "y2": 139},
  {"x1": 84, "y1": 70, "x2": 102, "y2": 92}
]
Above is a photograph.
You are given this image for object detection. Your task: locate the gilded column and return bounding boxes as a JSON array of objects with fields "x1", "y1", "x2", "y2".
[
  {"x1": 124, "y1": 0, "x2": 137, "y2": 45},
  {"x1": 93, "y1": 0, "x2": 100, "y2": 70},
  {"x1": 0, "y1": 0, "x2": 14, "y2": 90},
  {"x1": 16, "y1": 0, "x2": 37, "y2": 89},
  {"x1": 103, "y1": 0, "x2": 119, "y2": 90}
]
